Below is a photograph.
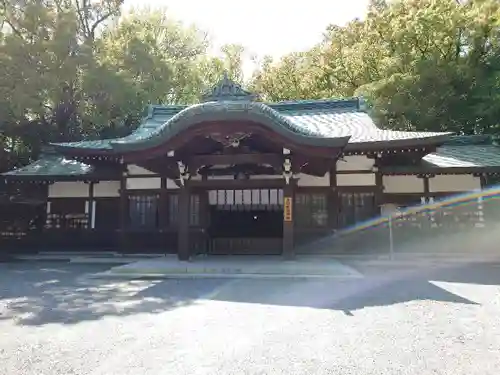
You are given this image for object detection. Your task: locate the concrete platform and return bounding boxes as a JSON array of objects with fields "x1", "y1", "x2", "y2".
[{"x1": 92, "y1": 255, "x2": 363, "y2": 279}]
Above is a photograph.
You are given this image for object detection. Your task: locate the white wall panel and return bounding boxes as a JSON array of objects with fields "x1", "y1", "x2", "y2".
[
  {"x1": 126, "y1": 177, "x2": 161, "y2": 190},
  {"x1": 429, "y1": 174, "x2": 480, "y2": 192},
  {"x1": 383, "y1": 175, "x2": 424, "y2": 193},
  {"x1": 337, "y1": 173, "x2": 376, "y2": 186},
  {"x1": 48, "y1": 182, "x2": 89, "y2": 198},
  {"x1": 94, "y1": 181, "x2": 120, "y2": 197},
  {"x1": 127, "y1": 164, "x2": 155, "y2": 175},
  {"x1": 297, "y1": 173, "x2": 330, "y2": 187},
  {"x1": 337, "y1": 155, "x2": 374, "y2": 171}
]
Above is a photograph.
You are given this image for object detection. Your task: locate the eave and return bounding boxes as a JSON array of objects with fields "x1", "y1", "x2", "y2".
[
  {"x1": 344, "y1": 134, "x2": 453, "y2": 154},
  {"x1": 380, "y1": 165, "x2": 500, "y2": 176}
]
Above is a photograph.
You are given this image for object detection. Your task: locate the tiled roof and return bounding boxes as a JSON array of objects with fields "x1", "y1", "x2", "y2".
[
  {"x1": 382, "y1": 136, "x2": 500, "y2": 173},
  {"x1": 2, "y1": 154, "x2": 120, "y2": 180},
  {"x1": 54, "y1": 101, "x2": 353, "y2": 153},
  {"x1": 423, "y1": 145, "x2": 500, "y2": 169},
  {"x1": 52, "y1": 98, "x2": 450, "y2": 154},
  {"x1": 52, "y1": 105, "x2": 188, "y2": 151},
  {"x1": 276, "y1": 104, "x2": 449, "y2": 147},
  {"x1": 6, "y1": 136, "x2": 500, "y2": 179},
  {"x1": 49, "y1": 75, "x2": 452, "y2": 153}
]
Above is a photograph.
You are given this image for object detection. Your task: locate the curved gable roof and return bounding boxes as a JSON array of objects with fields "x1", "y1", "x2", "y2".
[
  {"x1": 110, "y1": 101, "x2": 350, "y2": 152},
  {"x1": 50, "y1": 75, "x2": 452, "y2": 155}
]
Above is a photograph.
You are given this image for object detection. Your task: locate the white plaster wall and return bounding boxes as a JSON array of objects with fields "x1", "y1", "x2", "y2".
[
  {"x1": 166, "y1": 178, "x2": 179, "y2": 188},
  {"x1": 429, "y1": 174, "x2": 481, "y2": 192},
  {"x1": 48, "y1": 182, "x2": 89, "y2": 198},
  {"x1": 249, "y1": 175, "x2": 281, "y2": 180},
  {"x1": 337, "y1": 173, "x2": 376, "y2": 186},
  {"x1": 94, "y1": 181, "x2": 120, "y2": 197},
  {"x1": 126, "y1": 177, "x2": 161, "y2": 189},
  {"x1": 337, "y1": 155, "x2": 374, "y2": 171},
  {"x1": 127, "y1": 164, "x2": 155, "y2": 175},
  {"x1": 383, "y1": 175, "x2": 424, "y2": 193},
  {"x1": 297, "y1": 173, "x2": 330, "y2": 187}
]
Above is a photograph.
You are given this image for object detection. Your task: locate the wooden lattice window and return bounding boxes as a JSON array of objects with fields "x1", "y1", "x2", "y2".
[
  {"x1": 189, "y1": 194, "x2": 201, "y2": 226},
  {"x1": 338, "y1": 192, "x2": 377, "y2": 228},
  {"x1": 168, "y1": 194, "x2": 179, "y2": 226},
  {"x1": 129, "y1": 194, "x2": 158, "y2": 230},
  {"x1": 166, "y1": 193, "x2": 200, "y2": 227},
  {"x1": 46, "y1": 198, "x2": 89, "y2": 230},
  {"x1": 295, "y1": 193, "x2": 328, "y2": 227}
]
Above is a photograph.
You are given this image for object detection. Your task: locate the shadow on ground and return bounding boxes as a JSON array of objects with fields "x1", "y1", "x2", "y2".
[
  {"x1": 0, "y1": 262, "x2": 200, "y2": 326},
  {"x1": 0, "y1": 260, "x2": 498, "y2": 326}
]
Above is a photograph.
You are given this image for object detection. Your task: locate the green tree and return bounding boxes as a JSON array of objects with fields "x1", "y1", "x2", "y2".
[
  {"x1": 251, "y1": 0, "x2": 500, "y2": 135},
  {"x1": 0, "y1": 2, "x2": 244, "y2": 171}
]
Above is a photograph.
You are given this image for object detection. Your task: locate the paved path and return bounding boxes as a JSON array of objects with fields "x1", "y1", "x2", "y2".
[
  {"x1": 1, "y1": 261, "x2": 500, "y2": 374},
  {"x1": 95, "y1": 255, "x2": 362, "y2": 278}
]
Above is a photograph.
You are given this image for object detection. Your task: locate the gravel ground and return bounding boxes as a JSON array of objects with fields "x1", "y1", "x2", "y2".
[{"x1": 0, "y1": 261, "x2": 499, "y2": 375}]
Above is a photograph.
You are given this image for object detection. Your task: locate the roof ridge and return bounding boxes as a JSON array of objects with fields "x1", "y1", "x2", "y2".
[
  {"x1": 269, "y1": 97, "x2": 360, "y2": 112},
  {"x1": 150, "y1": 104, "x2": 188, "y2": 117},
  {"x1": 142, "y1": 98, "x2": 362, "y2": 118}
]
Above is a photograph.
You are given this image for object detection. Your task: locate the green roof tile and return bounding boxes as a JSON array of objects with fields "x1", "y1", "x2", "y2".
[
  {"x1": 98, "y1": 101, "x2": 352, "y2": 153},
  {"x1": 2, "y1": 154, "x2": 120, "y2": 180},
  {"x1": 278, "y1": 106, "x2": 449, "y2": 145},
  {"x1": 47, "y1": 74, "x2": 452, "y2": 154},
  {"x1": 51, "y1": 98, "x2": 450, "y2": 154},
  {"x1": 380, "y1": 136, "x2": 500, "y2": 174},
  {"x1": 423, "y1": 145, "x2": 500, "y2": 168}
]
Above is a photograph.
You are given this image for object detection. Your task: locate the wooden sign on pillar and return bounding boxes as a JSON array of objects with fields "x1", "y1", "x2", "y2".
[
  {"x1": 283, "y1": 197, "x2": 293, "y2": 222},
  {"x1": 282, "y1": 183, "x2": 295, "y2": 260}
]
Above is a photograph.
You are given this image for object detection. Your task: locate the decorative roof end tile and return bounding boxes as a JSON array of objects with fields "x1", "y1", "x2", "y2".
[{"x1": 201, "y1": 71, "x2": 259, "y2": 102}]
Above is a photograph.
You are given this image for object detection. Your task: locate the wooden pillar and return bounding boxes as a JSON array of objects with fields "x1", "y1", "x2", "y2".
[
  {"x1": 178, "y1": 185, "x2": 190, "y2": 261},
  {"x1": 159, "y1": 177, "x2": 168, "y2": 230},
  {"x1": 199, "y1": 189, "x2": 209, "y2": 254},
  {"x1": 374, "y1": 172, "x2": 383, "y2": 215},
  {"x1": 158, "y1": 177, "x2": 168, "y2": 251},
  {"x1": 328, "y1": 165, "x2": 338, "y2": 230},
  {"x1": 88, "y1": 182, "x2": 95, "y2": 230},
  {"x1": 283, "y1": 181, "x2": 295, "y2": 259},
  {"x1": 479, "y1": 173, "x2": 487, "y2": 189},
  {"x1": 422, "y1": 174, "x2": 430, "y2": 197},
  {"x1": 373, "y1": 155, "x2": 384, "y2": 216},
  {"x1": 478, "y1": 173, "x2": 487, "y2": 228},
  {"x1": 119, "y1": 170, "x2": 128, "y2": 251},
  {"x1": 420, "y1": 174, "x2": 433, "y2": 230}
]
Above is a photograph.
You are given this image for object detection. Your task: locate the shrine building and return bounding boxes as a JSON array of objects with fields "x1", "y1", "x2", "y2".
[{"x1": 3, "y1": 74, "x2": 500, "y2": 260}]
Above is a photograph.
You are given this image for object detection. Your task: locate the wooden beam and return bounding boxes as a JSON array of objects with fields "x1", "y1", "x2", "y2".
[
  {"x1": 188, "y1": 178, "x2": 288, "y2": 189},
  {"x1": 198, "y1": 164, "x2": 277, "y2": 176},
  {"x1": 187, "y1": 153, "x2": 282, "y2": 171}
]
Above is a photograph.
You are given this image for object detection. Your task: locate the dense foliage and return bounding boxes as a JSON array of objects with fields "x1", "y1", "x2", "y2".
[
  {"x1": 251, "y1": 0, "x2": 500, "y2": 134},
  {"x1": 1, "y1": 0, "x2": 500, "y2": 172},
  {"x1": 0, "y1": 0, "x2": 246, "y2": 170}
]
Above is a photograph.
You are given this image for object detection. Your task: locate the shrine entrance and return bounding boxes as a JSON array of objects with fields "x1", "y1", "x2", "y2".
[{"x1": 207, "y1": 188, "x2": 284, "y2": 255}]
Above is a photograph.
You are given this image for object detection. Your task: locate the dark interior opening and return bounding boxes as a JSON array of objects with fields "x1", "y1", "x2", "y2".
[{"x1": 209, "y1": 207, "x2": 283, "y2": 238}]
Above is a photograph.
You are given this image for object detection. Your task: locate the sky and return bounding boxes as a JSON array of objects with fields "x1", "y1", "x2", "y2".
[{"x1": 123, "y1": 0, "x2": 369, "y2": 69}]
